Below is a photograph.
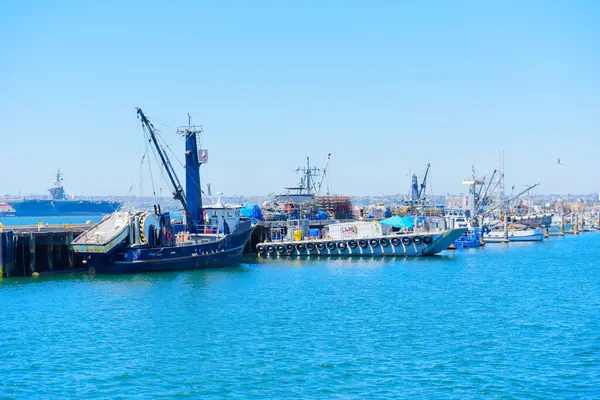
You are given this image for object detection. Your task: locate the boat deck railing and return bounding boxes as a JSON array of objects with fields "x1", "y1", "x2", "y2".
[
  {"x1": 265, "y1": 227, "x2": 451, "y2": 244},
  {"x1": 176, "y1": 232, "x2": 222, "y2": 246}
]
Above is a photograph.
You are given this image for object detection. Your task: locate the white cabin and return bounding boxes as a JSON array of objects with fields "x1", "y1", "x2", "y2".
[{"x1": 203, "y1": 206, "x2": 241, "y2": 234}]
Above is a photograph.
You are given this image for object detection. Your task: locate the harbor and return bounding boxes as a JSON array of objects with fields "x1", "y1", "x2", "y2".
[
  {"x1": 2, "y1": 146, "x2": 600, "y2": 277},
  {"x1": 2, "y1": 1, "x2": 600, "y2": 398},
  {"x1": 0, "y1": 110, "x2": 596, "y2": 277},
  {"x1": 2, "y1": 186, "x2": 599, "y2": 277},
  {"x1": 2, "y1": 134, "x2": 598, "y2": 397}
]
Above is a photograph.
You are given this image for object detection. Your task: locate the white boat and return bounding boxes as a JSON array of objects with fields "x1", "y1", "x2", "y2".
[{"x1": 483, "y1": 227, "x2": 544, "y2": 243}]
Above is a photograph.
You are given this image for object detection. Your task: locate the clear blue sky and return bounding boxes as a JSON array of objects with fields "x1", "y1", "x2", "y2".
[{"x1": 1, "y1": 0, "x2": 598, "y2": 197}]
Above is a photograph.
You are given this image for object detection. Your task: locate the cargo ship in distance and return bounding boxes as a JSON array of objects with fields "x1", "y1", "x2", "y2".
[{"x1": 1, "y1": 170, "x2": 120, "y2": 217}]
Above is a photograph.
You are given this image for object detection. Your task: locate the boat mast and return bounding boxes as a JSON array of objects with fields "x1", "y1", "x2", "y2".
[
  {"x1": 55, "y1": 169, "x2": 62, "y2": 186},
  {"x1": 136, "y1": 107, "x2": 194, "y2": 231},
  {"x1": 483, "y1": 183, "x2": 540, "y2": 217},
  {"x1": 317, "y1": 153, "x2": 331, "y2": 196},
  {"x1": 477, "y1": 169, "x2": 497, "y2": 214},
  {"x1": 177, "y1": 113, "x2": 204, "y2": 234},
  {"x1": 295, "y1": 158, "x2": 320, "y2": 194},
  {"x1": 306, "y1": 157, "x2": 311, "y2": 193}
]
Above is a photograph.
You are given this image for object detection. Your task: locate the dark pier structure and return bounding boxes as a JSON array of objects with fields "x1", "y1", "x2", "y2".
[{"x1": 0, "y1": 225, "x2": 88, "y2": 277}]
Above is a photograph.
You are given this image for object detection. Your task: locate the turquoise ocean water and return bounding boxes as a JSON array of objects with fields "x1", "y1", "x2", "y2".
[
  {"x1": 0, "y1": 216, "x2": 103, "y2": 226},
  {"x1": 0, "y1": 234, "x2": 598, "y2": 398},
  {"x1": 0, "y1": 215, "x2": 184, "y2": 226}
]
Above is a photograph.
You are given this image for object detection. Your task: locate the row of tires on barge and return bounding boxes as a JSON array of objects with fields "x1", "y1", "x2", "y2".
[{"x1": 256, "y1": 235, "x2": 435, "y2": 256}]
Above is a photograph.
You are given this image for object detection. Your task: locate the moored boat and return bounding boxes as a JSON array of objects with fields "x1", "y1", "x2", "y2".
[
  {"x1": 0, "y1": 202, "x2": 16, "y2": 217},
  {"x1": 483, "y1": 226, "x2": 544, "y2": 243},
  {"x1": 70, "y1": 108, "x2": 254, "y2": 274},
  {"x1": 256, "y1": 220, "x2": 465, "y2": 257},
  {"x1": 3, "y1": 170, "x2": 120, "y2": 217},
  {"x1": 453, "y1": 229, "x2": 483, "y2": 248}
]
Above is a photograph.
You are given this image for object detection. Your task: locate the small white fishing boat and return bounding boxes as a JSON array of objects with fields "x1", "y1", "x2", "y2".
[{"x1": 483, "y1": 225, "x2": 544, "y2": 243}]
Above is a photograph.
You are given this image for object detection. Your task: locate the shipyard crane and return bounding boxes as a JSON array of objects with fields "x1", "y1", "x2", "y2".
[
  {"x1": 316, "y1": 153, "x2": 331, "y2": 196},
  {"x1": 418, "y1": 163, "x2": 431, "y2": 200}
]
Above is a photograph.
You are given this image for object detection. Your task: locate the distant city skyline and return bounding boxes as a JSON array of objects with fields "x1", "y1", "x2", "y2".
[{"x1": 1, "y1": 1, "x2": 598, "y2": 196}]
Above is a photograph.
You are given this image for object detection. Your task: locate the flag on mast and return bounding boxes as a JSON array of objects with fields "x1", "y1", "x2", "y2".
[{"x1": 199, "y1": 149, "x2": 208, "y2": 164}]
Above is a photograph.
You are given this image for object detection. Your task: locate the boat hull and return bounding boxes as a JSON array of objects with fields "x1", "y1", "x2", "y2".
[
  {"x1": 484, "y1": 228, "x2": 544, "y2": 243},
  {"x1": 454, "y1": 238, "x2": 481, "y2": 248},
  {"x1": 256, "y1": 228, "x2": 466, "y2": 257}
]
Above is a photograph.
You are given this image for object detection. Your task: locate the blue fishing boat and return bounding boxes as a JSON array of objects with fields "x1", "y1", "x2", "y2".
[
  {"x1": 70, "y1": 108, "x2": 254, "y2": 274},
  {"x1": 453, "y1": 229, "x2": 482, "y2": 248}
]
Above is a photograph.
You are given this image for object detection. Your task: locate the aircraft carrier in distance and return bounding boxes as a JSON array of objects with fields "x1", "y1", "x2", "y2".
[{"x1": 1, "y1": 170, "x2": 120, "y2": 217}]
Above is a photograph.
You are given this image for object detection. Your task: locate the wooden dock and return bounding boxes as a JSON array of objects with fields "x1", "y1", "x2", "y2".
[{"x1": 0, "y1": 224, "x2": 90, "y2": 277}]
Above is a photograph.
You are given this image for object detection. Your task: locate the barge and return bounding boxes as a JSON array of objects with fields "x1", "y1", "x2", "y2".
[{"x1": 256, "y1": 220, "x2": 465, "y2": 257}]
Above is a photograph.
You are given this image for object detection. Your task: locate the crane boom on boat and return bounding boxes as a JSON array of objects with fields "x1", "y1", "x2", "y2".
[{"x1": 136, "y1": 107, "x2": 194, "y2": 231}]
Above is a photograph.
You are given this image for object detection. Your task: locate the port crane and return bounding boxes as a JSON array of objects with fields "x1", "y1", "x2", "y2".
[
  {"x1": 410, "y1": 163, "x2": 431, "y2": 201},
  {"x1": 418, "y1": 163, "x2": 431, "y2": 200}
]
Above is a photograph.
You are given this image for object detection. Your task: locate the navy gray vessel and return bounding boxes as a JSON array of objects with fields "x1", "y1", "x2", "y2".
[{"x1": 2, "y1": 170, "x2": 120, "y2": 217}]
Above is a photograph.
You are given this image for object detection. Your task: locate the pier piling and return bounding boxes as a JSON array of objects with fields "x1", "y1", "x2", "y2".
[
  {"x1": 0, "y1": 232, "x2": 15, "y2": 277},
  {"x1": 0, "y1": 225, "x2": 87, "y2": 277},
  {"x1": 29, "y1": 235, "x2": 36, "y2": 274},
  {"x1": 0, "y1": 234, "x2": 3, "y2": 277},
  {"x1": 48, "y1": 238, "x2": 54, "y2": 271}
]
